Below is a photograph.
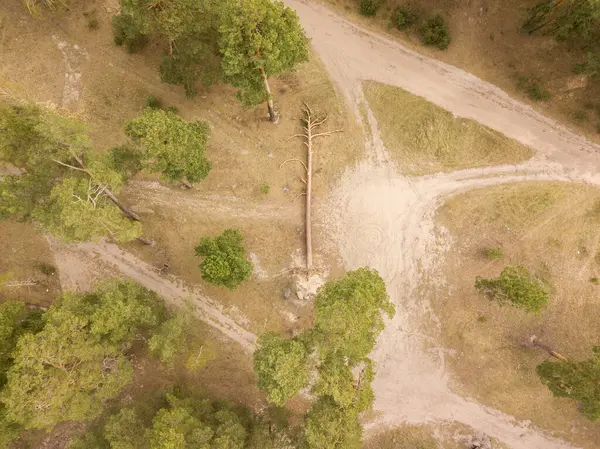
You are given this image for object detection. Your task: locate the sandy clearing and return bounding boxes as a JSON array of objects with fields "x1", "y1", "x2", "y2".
[{"x1": 282, "y1": 1, "x2": 600, "y2": 448}]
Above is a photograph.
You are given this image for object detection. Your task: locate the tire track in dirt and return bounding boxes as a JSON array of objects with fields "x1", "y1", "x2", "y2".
[
  {"x1": 285, "y1": 1, "x2": 600, "y2": 448},
  {"x1": 50, "y1": 239, "x2": 257, "y2": 352}
]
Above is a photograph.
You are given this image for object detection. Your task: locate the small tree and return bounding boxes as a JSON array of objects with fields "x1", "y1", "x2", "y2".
[
  {"x1": 253, "y1": 332, "x2": 310, "y2": 406},
  {"x1": 194, "y1": 229, "x2": 253, "y2": 289},
  {"x1": 475, "y1": 265, "x2": 549, "y2": 313},
  {"x1": 218, "y1": 0, "x2": 309, "y2": 122},
  {"x1": 125, "y1": 108, "x2": 212, "y2": 186},
  {"x1": 314, "y1": 268, "x2": 395, "y2": 364},
  {"x1": 537, "y1": 346, "x2": 600, "y2": 421},
  {"x1": 104, "y1": 407, "x2": 148, "y2": 449},
  {"x1": 148, "y1": 311, "x2": 191, "y2": 365}
]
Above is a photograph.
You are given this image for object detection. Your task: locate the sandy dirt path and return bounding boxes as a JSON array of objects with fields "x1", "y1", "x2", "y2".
[{"x1": 282, "y1": 1, "x2": 600, "y2": 448}]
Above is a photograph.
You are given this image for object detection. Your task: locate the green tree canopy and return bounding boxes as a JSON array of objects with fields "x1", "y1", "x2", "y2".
[
  {"x1": 0, "y1": 104, "x2": 141, "y2": 242},
  {"x1": 253, "y1": 332, "x2": 310, "y2": 406},
  {"x1": 125, "y1": 108, "x2": 212, "y2": 184},
  {"x1": 537, "y1": 346, "x2": 600, "y2": 421},
  {"x1": 104, "y1": 408, "x2": 148, "y2": 449},
  {"x1": 148, "y1": 310, "x2": 197, "y2": 366},
  {"x1": 314, "y1": 268, "x2": 395, "y2": 364},
  {"x1": 304, "y1": 397, "x2": 362, "y2": 449},
  {"x1": 114, "y1": 0, "x2": 221, "y2": 96},
  {"x1": 218, "y1": 0, "x2": 308, "y2": 121},
  {"x1": 0, "y1": 279, "x2": 165, "y2": 430},
  {"x1": 475, "y1": 265, "x2": 549, "y2": 314},
  {"x1": 195, "y1": 229, "x2": 253, "y2": 289}
]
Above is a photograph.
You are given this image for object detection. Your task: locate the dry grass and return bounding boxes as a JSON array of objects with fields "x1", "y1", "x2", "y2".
[
  {"x1": 363, "y1": 81, "x2": 533, "y2": 174},
  {"x1": 320, "y1": 0, "x2": 600, "y2": 142},
  {"x1": 363, "y1": 422, "x2": 508, "y2": 449},
  {"x1": 434, "y1": 181, "x2": 600, "y2": 449}
]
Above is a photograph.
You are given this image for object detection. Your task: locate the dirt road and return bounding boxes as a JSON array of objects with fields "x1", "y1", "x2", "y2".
[{"x1": 283, "y1": 1, "x2": 600, "y2": 448}]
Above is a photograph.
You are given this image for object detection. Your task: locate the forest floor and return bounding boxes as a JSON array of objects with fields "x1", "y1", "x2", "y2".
[{"x1": 2, "y1": 0, "x2": 600, "y2": 448}]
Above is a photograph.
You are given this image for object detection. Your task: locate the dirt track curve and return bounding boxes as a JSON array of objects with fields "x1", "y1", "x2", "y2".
[
  {"x1": 285, "y1": 1, "x2": 600, "y2": 448},
  {"x1": 50, "y1": 1, "x2": 600, "y2": 448}
]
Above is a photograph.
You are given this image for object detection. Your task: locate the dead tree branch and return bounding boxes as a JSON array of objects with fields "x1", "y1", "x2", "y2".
[
  {"x1": 530, "y1": 335, "x2": 568, "y2": 362},
  {"x1": 284, "y1": 102, "x2": 343, "y2": 270}
]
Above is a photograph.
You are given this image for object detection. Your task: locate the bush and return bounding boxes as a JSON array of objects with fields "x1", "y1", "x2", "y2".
[
  {"x1": 359, "y1": 0, "x2": 380, "y2": 17},
  {"x1": 194, "y1": 229, "x2": 253, "y2": 289},
  {"x1": 112, "y1": 14, "x2": 148, "y2": 53},
  {"x1": 260, "y1": 183, "x2": 270, "y2": 194},
  {"x1": 145, "y1": 95, "x2": 162, "y2": 110},
  {"x1": 475, "y1": 265, "x2": 549, "y2": 313},
  {"x1": 393, "y1": 7, "x2": 418, "y2": 30},
  {"x1": 483, "y1": 247, "x2": 504, "y2": 260},
  {"x1": 419, "y1": 15, "x2": 451, "y2": 50},
  {"x1": 516, "y1": 75, "x2": 552, "y2": 101}
]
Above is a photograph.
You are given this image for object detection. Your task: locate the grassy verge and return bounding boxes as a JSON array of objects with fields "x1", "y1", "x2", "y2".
[
  {"x1": 434, "y1": 181, "x2": 600, "y2": 448},
  {"x1": 363, "y1": 81, "x2": 533, "y2": 174}
]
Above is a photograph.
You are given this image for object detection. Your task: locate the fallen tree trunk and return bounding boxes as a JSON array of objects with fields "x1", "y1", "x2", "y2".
[{"x1": 530, "y1": 335, "x2": 568, "y2": 361}]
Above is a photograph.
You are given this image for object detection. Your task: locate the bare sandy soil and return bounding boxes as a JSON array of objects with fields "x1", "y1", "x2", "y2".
[{"x1": 24, "y1": 0, "x2": 600, "y2": 448}]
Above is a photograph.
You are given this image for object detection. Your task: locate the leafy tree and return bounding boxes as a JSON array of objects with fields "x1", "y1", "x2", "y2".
[
  {"x1": 218, "y1": 0, "x2": 309, "y2": 122},
  {"x1": 304, "y1": 398, "x2": 362, "y2": 449},
  {"x1": 125, "y1": 108, "x2": 212, "y2": 185},
  {"x1": 148, "y1": 311, "x2": 191, "y2": 365},
  {"x1": 537, "y1": 346, "x2": 600, "y2": 421},
  {"x1": 104, "y1": 407, "x2": 148, "y2": 449},
  {"x1": 146, "y1": 394, "x2": 246, "y2": 449},
  {"x1": 0, "y1": 301, "x2": 27, "y2": 388},
  {"x1": 0, "y1": 279, "x2": 165, "y2": 430},
  {"x1": 114, "y1": 0, "x2": 221, "y2": 96},
  {"x1": 0, "y1": 104, "x2": 142, "y2": 242},
  {"x1": 314, "y1": 268, "x2": 395, "y2": 364},
  {"x1": 253, "y1": 332, "x2": 310, "y2": 406},
  {"x1": 195, "y1": 229, "x2": 253, "y2": 289},
  {"x1": 0, "y1": 404, "x2": 21, "y2": 449},
  {"x1": 475, "y1": 265, "x2": 549, "y2": 313}
]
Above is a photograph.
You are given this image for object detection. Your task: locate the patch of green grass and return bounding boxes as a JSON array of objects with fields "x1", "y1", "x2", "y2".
[
  {"x1": 34, "y1": 262, "x2": 56, "y2": 276},
  {"x1": 84, "y1": 9, "x2": 99, "y2": 30},
  {"x1": 362, "y1": 81, "x2": 533, "y2": 174},
  {"x1": 590, "y1": 277, "x2": 599, "y2": 285},
  {"x1": 516, "y1": 75, "x2": 552, "y2": 101},
  {"x1": 483, "y1": 246, "x2": 504, "y2": 260},
  {"x1": 572, "y1": 110, "x2": 587, "y2": 123},
  {"x1": 260, "y1": 183, "x2": 270, "y2": 194}
]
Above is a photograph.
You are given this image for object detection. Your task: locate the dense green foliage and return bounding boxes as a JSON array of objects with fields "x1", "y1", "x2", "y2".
[
  {"x1": 125, "y1": 108, "x2": 212, "y2": 184},
  {"x1": 314, "y1": 268, "x2": 395, "y2": 364},
  {"x1": 0, "y1": 104, "x2": 141, "y2": 242},
  {"x1": 114, "y1": 0, "x2": 221, "y2": 96},
  {"x1": 537, "y1": 347, "x2": 600, "y2": 421},
  {"x1": 218, "y1": 0, "x2": 308, "y2": 108},
  {"x1": 419, "y1": 15, "x2": 451, "y2": 50},
  {"x1": 475, "y1": 265, "x2": 549, "y2": 313},
  {"x1": 253, "y1": 268, "x2": 393, "y2": 448},
  {"x1": 253, "y1": 333, "x2": 310, "y2": 406},
  {"x1": 0, "y1": 279, "x2": 165, "y2": 430},
  {"x1": 195, "y1": 229, "x2": 253, "y2": 289},
  {"x1": 359, "y1": 0, "x2": 380, "y2": 17},
  {"x1": 305, "y1": 397, "x2": 362, "y2": 449},
  {"x1": 393, "y1": 6, "x2": 419, "y2": 30}
]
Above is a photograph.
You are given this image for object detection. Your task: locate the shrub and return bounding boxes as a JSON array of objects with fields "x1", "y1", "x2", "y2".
[
  {"x1": 112, "y1": 14, "x2": 148, "y2": 53},
  {"x1": 475, "y1": 265, "x2": 549, "y2": 313},
  {"x1": 359, "y1": 0, "x2": 380, "y2": 17},
  {"x1": 516, "y1": 75, "x2": 552, "y2": 101},
  {"x1": 483, "y1": 247, "x2": 504, "y2": 260},
  {"x1": 145, "y1": 95, "x2": 162, "y2": 110},
  {"x1": 194, "y1": 229, "x2": 253, "y2": 289},
  {"x1": 393, "y1": 6, "x2": 418, "y2": 30},
  {"x1": 260, "y1": 183, "x2": 270, "y2": 194},
  {"x1": 419, "y1": 15, "x2": 451, "y2": 50}
]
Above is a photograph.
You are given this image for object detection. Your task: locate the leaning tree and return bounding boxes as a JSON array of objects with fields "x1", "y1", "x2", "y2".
[
  {"x1": 218, "y1": 0, "x2": 309, "y2": 122},
  {"x1": 0, "y1": 104, "x2": 143, "y2": 243}
]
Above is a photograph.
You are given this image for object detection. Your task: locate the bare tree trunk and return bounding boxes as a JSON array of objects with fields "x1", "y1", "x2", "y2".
[
  {"x1": 136, "y1": 236, "x2": 155, "y2": 246},
  {"x1": 104, "y1": 189, "x2": 142, "y2": 222},
  {"x1": 283, "y1": 104, "x2": 342, "y2": 271},
  {"x1": 260, "y1": 68, "x2": 278, "y2": 123},
  {"x1": 306, "y1": 116, "x2": 313, "y2": 270},
  {"x1": 530, "y1": 335, "x2": 568, "y2": 361}
]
